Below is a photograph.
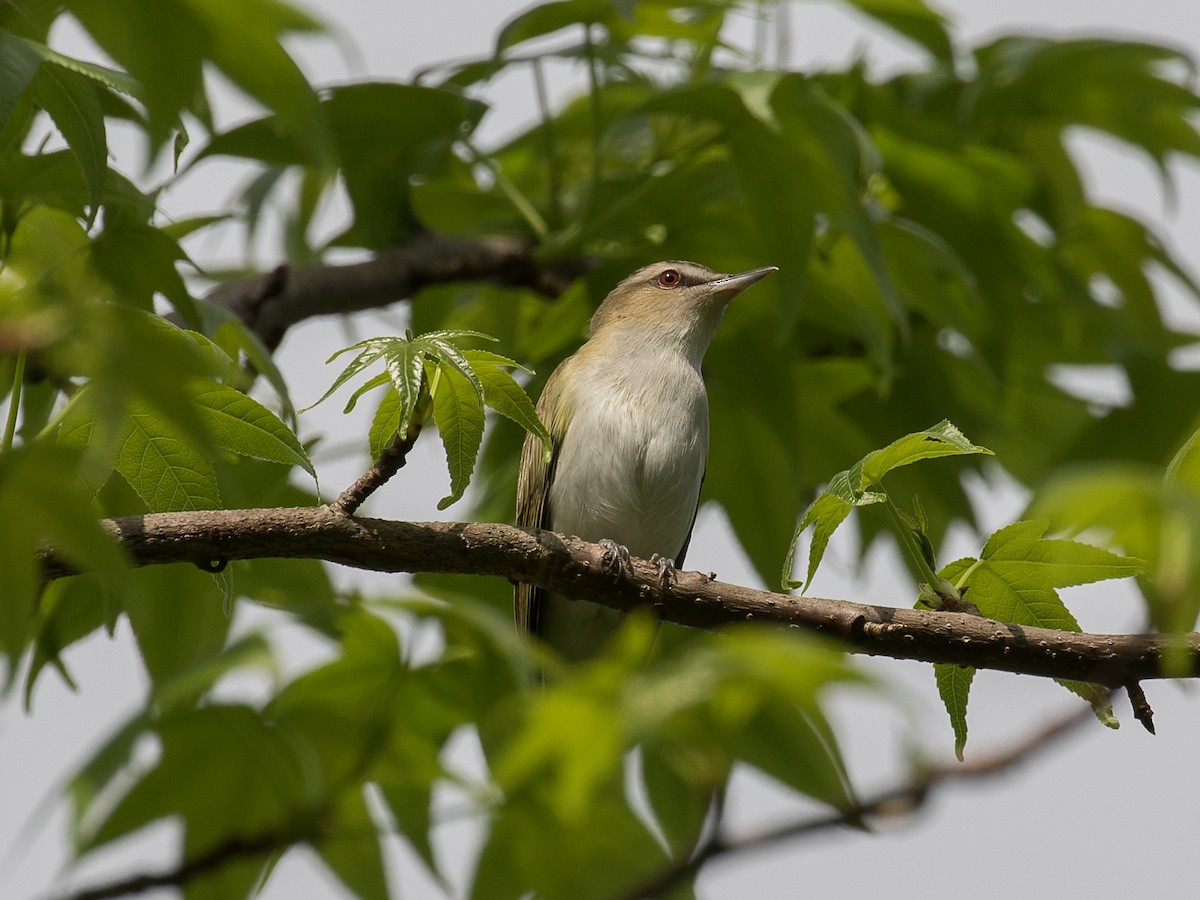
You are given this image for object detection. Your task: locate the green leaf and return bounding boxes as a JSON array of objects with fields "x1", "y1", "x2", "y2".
[
  {"x1": 91, "y1": 221, "x2": 196, "y2": 320},
  {"x1": 0, "y1": 29, "x2": 43, "y2": 135},
  {"x1": 368, "y1": 386, "x2": 404, "y2": 463},
  {"x1": 310, "y1": 786, "x2": 389, "y2": 900},
  {"x1": 930, "y1": 522, "x2": 1139, "y2": 748},
  {"x1": 640, "y1": 744, "x2": 710, "y2": 860},
  {"x1": 463, "y1": 348, "x2": 550, "y2": 457},
  {"x1": 782, "y1": 492, "x2": 859, "y2": 593},
  {"x1": 423, "y1": 334, "x2": 487, "y2": 407},
  {"x1": 118, "y1": 401, "x2": 222, "y2": 512},
  {"x1": 432, "y1": 364, "x2": 487, "y2": 510},
  {"x1": 10, "y1": 31, "x2": 140, "y2": 96},
  {"x1": 382, "y1": 339, "x2": 428, "y2": 439},
  {"x1": 123, "y1": 565, "x2": 232, "y2": 689},
  {"x1": 303, "y1": 340, "x2": 391, "y2": 412},
  {"x1": 839, "y1": 0, "x2": 953, "y2": 61},
  {"x1": 0, "y1": 446, "x2": 126, "y2": 667},
  {"x1": 784, "y1": 421, "x2": 991, "y2": 591},
  {"x1": 323, "y1": 83, "x2": 487, "y2": 248},
  {"x1": 858, "y1": 419, "x2": 993, "y2": 485},
  {"x1": 33, "y1": 62, "x2": 106, "y2": 223},
  {"x1": 974, "y1": 519, "x2": 1144, "y2": 592},
  {"x1": 1055, "y1": 679, "x2": 1119, "y2": 730},
  {"x1": 933, "y1": 663, "x2": 974, "y2": 761},
  {"x1": 189, "y1": 380, "x2": 315, "y2": 478}
]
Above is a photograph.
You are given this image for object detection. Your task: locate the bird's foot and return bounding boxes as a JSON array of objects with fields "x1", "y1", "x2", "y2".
[
  {"x1": 599, "y1": 539, "x2": 632, "y2": 578},
  {"x1": 649, "y1": 553, "x2": 677, "y2": 590}
]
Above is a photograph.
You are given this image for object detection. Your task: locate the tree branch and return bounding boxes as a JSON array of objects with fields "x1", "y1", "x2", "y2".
[
  {"x1": 621, "y1": 700, "x2": 1098, "y2": 899},
  {"x1": 54, "y1": 832, "x2": 285, "y2": 900},
  {"x1": 203, "y1": 233, "x2": 573, "y2": 350},
  {"x1": 39, "y1": 507, "x2": 1200, "y2": 686}
]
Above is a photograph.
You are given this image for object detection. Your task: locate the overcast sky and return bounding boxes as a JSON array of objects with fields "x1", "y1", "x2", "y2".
[{"x1": 3, "y1": 3, "x2": 1200, "y2": 899}]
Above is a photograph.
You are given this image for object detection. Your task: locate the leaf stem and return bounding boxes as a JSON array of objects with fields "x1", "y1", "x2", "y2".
[
  {"x1": 463, "y1": 142, "x2": 549, "y2": 239},
  {"x1": 3, "y1": 348, "x2": 27, "y2": 453}
]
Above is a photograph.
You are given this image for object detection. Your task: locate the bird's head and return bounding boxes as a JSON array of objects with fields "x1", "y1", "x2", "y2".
[{"x1": 588, "y1": 260, "x2": 777, "y2": 363}]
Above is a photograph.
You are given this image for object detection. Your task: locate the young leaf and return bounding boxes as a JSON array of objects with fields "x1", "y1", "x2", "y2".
[
  {"x1": 934, "y1": 663, "x2": 974, "y2": 762},
  {"x1": 383, "y1": 338, "x2": 428, "y2": 439},
  {"x1": 302, "y1": 340, "x2": 391, "y2": 412},
  {"x1": 431, "y1": 365, "x2": 486, "y2": 509},
  {"x1": 784, "y1": 420, "x2": 991, "y2": 591},
  {"x1": 368, "y1": 386, "x2": 404, "y2": 463},
  {"x1": 931, "y1": 522, "x2": 1140, "y2": 752},
  {"x1": 463, "y1": 348, "x2": 551, "y2": 458}
]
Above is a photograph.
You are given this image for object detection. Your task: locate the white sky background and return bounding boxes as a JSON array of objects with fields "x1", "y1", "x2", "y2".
[{"x1": 3, "y1": 2, "x2": 1200, "y2": 898}]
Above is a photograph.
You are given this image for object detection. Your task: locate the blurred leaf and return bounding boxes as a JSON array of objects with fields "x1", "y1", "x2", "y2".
[
  {"x1": 640, "y1": 743, "x2": 710, "y2": 860},
  {"x1": 123, "y1": 564, "x2": 232, "y2": 689},
  {"x1": 189, "y1": 380, "x2": 315, "y2": 478},
  {"x1": 33, "y1": 62, "x2": 106, "y2": 222},
  {"x1": 0, "y1": 446, "x2": 125, "y2": 670},
  {"x1": 0, "y1": 29, "x2": 42, "y2": 128},
  {"x1": 310, "y1": 787, "x2": 388, "y2": 900},
  {"x1": 838, "y1": 0, "x2": 953, "y2": 61}
]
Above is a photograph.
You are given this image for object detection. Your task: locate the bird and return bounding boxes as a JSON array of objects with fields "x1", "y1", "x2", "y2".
[{"x1": 514, "y1": 260, "x2": 777, "y2": 661}]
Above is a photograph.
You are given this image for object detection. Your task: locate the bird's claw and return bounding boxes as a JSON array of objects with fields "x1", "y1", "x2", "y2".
[
  {"x1": 649, "y1": 553, "x2": 676, "y2": 590},
  {"x1": 600, "y1": 539, "x2": 632, "y2": 577}
]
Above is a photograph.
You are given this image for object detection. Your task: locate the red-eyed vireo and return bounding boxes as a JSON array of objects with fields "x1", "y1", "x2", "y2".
[{"x1": 514, "y1": 260, "x2": 777, "y2": 660}]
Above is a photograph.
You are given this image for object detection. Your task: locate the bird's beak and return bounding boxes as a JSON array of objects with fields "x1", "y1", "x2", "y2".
[{"x1": 708, "y1": 265, "x2": 778, "y2": 297}]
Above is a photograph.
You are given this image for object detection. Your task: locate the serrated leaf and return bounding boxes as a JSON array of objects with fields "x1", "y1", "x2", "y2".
[
  {"x1": 432, "y1": 365, "x2": 486, "y2": 510},
  {"x1": 784, "y1": 421, "x2": 990, "y2": 592},
  {"x1": 383, "y1": 339, "x2": 428, "y2": 439},
  {"x1": 933, "y1": 663, "x2": 974, "y2": 760},
  {"x1": 368, "y1": 386, "x2": 404, "y2": 463},
  {"x1": 423, "y1": 336, "x2": 486, "y2": 406},
  {"x1": 303, "y1": 341, "x2": 391, "y2": 412},
  {"x1": 782, "y1": 492, "x2": 856, "y2": 592},
  {"x1": 189, "y1": 380, "x2": 315, "y2": 478},
  {"x1": 979, "y1": 519, "x2": 1144, "y2": 590},
  {"x1": 857, "y1": 419, "x2": 993, "y2": 485},
  {"x1": 12, "y1": 32, "x2": 140, "y2": 96},
  {"x1": 342, "y1": 370, "x2": 390, "y2": 415},
  {"x1": 463, "y1": 349, "x2": 550, "y2": 456},
  {"x1": 118, "y1": 402, "x2": 221, "y2": 512}
]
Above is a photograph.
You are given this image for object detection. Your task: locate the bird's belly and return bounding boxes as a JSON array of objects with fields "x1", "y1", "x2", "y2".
[{"x1": 549, "y1": 395, "x2": 707, "y2": 561}]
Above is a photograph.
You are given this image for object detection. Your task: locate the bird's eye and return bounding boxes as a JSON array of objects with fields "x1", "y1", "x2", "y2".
[{"x1": 657, "y1": 269, "x2": 681, "y2": 288}]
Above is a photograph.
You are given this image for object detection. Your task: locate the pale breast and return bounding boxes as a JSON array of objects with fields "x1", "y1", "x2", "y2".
[{"x1": 549, "y1": 356, "x2": 708, "y2": 561}]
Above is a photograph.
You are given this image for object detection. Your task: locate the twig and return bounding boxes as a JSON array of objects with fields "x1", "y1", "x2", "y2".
[
  {"x1": 1125, "y1": 681, "x2": 1156, "y2": 734},
  {"x1": 36, "y1": 510, "x2": 1200, "y2": 686},
  {"x1": 53, "y1": 832, "x2": 286, "y2": 900},
  {"x1": 621, "y1": 702, "x2": 1098, "y2": 899},
  {"x1": 332, "y1": 425, "x2": 423, "y2": 515}
]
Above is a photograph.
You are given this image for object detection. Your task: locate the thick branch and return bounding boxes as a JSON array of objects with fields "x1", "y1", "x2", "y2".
[
  {"x1": 203, "y1": 233, "x2": 571, "y2": 349},
  {"x1": 39, "y1": 507, "x2": 1200, "y2": 685}
]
